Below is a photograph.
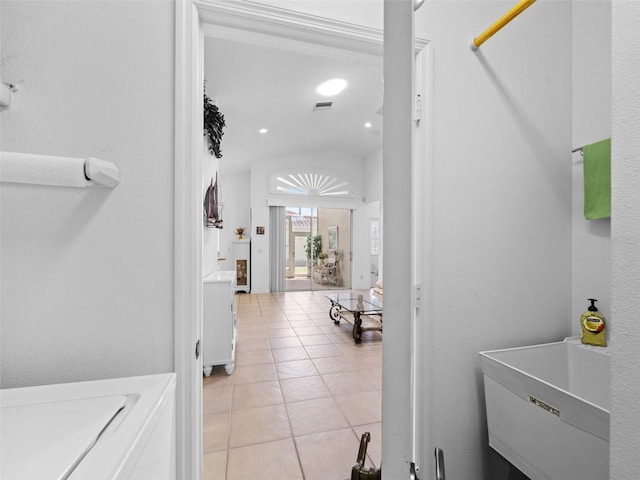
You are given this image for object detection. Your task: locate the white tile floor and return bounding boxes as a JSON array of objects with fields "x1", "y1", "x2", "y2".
[{"x1": 203, "y1": 290, "x2": 383, "y2": 480}]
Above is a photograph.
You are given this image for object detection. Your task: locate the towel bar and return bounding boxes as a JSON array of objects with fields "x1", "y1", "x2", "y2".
[
  {"x1": 471, "y1": 0, "x2": 536, "y2": 50},
  {"x1": 0, "y1": 152, "x2": 120, "y2": 188}
]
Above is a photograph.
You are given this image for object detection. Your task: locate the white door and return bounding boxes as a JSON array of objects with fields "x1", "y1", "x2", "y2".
[
  {"x1": 381, "y1": 1, "x2": 417, "y2": 478},
  {"x1": 382, "y1": 2, "x2": 433, "y2": 478}
]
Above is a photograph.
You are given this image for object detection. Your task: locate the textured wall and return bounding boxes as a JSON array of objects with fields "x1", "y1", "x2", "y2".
[
  {"x1": 417, "y1": 1, "x2": 573, "y2": 478},
  {"x1": 571, "y1": 0, "x2": 612, "y2": 330},
  {"x1": 0, "y1": 1, "x2": 175, "y2": 387},
  {"x1": 610, "y1": 1, "x2": 640, "y2": 478}
]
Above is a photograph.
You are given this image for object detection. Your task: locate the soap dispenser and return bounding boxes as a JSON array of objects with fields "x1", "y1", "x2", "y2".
[{"x1": 580, "y1": 298, "x2": 607, "y2": 347}]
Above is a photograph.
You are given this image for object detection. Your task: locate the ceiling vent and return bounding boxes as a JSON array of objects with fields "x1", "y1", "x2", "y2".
[{"x1": 313, "y1": 101, "x2": 333, "y2": 111}]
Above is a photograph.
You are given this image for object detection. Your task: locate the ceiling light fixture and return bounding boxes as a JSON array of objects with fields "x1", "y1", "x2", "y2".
[
  {"x1": 259, "y1": 128, "x2": 268, "y2": 134},
  {"x1": 364, "y1": 122, "x2": 372, "y2": 128},
  {"x1": 316, "y1": 78, "x2": 348, "y2": 97}
]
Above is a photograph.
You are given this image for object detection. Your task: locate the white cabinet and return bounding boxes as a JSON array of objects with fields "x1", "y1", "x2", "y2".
[
  {"x1": 202, "y1": 271, "x2": 236, "y2": 376},
  {"x1": 233, "y1": 239, "x2": 250, "y2": 293}
]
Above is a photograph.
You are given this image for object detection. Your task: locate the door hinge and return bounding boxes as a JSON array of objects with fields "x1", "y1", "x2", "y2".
[
  {"x1": 415, "y1": 93, "x2": 422, "y2": 123},
  {"x1": 413, "y1": 284, "x2": 422, "y2": 309},
  {"x1": 195, "y1": 340, "x2": 200, "y2": 360}
]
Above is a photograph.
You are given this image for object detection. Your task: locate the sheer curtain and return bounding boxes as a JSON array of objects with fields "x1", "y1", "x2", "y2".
[{"x1": 269, "y1": 206, "x2": 285, "y2": 292}]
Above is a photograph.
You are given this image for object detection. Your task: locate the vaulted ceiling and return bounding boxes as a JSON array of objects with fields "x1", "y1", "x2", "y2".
[{"x1": 203, "y1": 34, "x2": 383, "y2": 174}]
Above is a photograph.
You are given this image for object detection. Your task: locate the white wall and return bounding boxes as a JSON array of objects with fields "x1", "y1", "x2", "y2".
[
  {"x1": 0, "y1": 0, "x2": 175, "y2": 388},
  {"x1": 571, "y1": 0, "x2": 611, "y2": 332},
  {"x1": 220, "y1": 156, "x2": 371, "y2": 292},
  {"x1": 215, "y1": 170, "x2": 252, "y2": 273},
  {"x1": 203, "y1": 140, "x2": 220, "y2": 278},
  {"x1": 250, "y1": 151, "x2": 365, "y2": 293},
  {"x1": 352, "y1": 201, "x2": 379, "y2": 289},
  {"x1": 251, "y1": 0, "x2": 383, "y2": 31},
  {"x1": 610, "y1": 1, "x2": 640, "y2": 477},
  {"x1": 364, "y1": 148, "x2": 383, "y2": 281},
  {"x1": 417, "y1": 1, "x2": 573, "y2": 478},
  {"x1": 364, "y1": 147, "x2": 383, "y2": 204}
]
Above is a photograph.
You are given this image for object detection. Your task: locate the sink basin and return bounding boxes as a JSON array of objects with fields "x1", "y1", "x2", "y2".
[{"x1": 480, "y1": 337, "x2": 609, "y2": 480}]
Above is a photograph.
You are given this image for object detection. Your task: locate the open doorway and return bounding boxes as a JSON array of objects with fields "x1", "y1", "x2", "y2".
[
  {"x1": 282, "y1": 206, "x2": 352, "y2": 291},
  {"x1": 200, "y1": 10, "x2": 380, "y2": 478},
  {"x1": 175, "y1": 2, "x2": 431, "y2": 478}
]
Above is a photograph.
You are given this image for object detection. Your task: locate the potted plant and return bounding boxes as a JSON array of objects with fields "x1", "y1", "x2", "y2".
[
  {"x1": 235, "y1": 227, "x2": 245, "y2": 240},
  {"x1": 304, "y1": 234, "x2": 322, "y2": 266}
]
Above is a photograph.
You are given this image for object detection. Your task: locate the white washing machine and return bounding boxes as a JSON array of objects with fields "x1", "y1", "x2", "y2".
[{"x1": 0, "y1": 373, "x2": 176, "y2": 480}]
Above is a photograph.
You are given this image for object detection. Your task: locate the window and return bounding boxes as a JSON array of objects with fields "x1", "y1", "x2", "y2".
[{"x1": 270, "y1": 170, "x2": 354, "y2": 198}]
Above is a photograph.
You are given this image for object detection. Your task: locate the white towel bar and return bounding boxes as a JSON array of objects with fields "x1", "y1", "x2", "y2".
[{"x1": 0, "y1": 152, "x2": 120, "y2": 188}]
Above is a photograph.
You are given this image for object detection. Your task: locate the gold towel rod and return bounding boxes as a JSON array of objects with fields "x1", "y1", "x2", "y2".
[{"x1": 471, "y1": 0, "x2": 537, "y2": 50}]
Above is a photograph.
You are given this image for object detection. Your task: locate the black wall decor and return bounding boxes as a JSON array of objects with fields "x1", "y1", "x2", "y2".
[{"x1": 204, "y1": 83, "x2": 226, "y2": 159}]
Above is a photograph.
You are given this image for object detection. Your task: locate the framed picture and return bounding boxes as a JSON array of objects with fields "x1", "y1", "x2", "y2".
[
  {"x1": 256, "y1": 226, "x2": 265, "y2": 235},
  {"x1": 327, "y1": 225, "x2": 338, "y2": 251}
]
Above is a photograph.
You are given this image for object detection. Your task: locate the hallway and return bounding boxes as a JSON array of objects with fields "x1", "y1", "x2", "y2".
[{"x1": 202, "y1": 290, "x2": 383, "y2": 480}]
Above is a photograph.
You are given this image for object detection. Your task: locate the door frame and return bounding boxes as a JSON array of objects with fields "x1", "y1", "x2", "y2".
[
  {"x1": 175, "y1": 1, "x2": 431, "y2": 478},
  {"x1": 413, "y1": 41, "x2": 435, "y2": 479}
]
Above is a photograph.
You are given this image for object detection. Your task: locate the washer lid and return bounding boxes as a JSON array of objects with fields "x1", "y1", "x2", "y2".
[{"x1": 1, "y1": 395, "x2": 127, "y2": 480}]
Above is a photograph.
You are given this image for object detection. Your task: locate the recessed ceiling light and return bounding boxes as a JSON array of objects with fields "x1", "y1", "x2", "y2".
[
  {"x1": 259, "y1": 128, "x2": 268, "y2": 134},
  {"x1": 316, "y1": 78, "x2": 348, "y2": 97},
  {"x1": 364, "y1": 122, "x2": 372, "y2": 128}
]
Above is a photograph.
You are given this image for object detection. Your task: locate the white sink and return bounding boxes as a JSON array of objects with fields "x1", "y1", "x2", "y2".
[{"x1": 480, "y1": 337, "x2": 609, "y2": 480}]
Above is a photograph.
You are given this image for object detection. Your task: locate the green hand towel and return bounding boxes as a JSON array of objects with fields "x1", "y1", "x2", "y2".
[{"x1": 583, "y1": 138, "x2": 611, "y2": 220}]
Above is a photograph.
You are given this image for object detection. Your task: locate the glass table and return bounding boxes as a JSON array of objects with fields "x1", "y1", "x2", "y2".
[{"x1": 325, "y1": 292, "x2": 383, "y2": 343}]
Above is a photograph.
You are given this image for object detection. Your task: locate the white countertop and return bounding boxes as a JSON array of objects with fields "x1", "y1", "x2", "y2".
[{"x1": 203, "y1": 270, "x2": 235, "y2": 283}]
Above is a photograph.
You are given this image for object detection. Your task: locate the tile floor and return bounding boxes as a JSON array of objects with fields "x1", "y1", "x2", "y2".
[{"x1": 203, "y1": 290, "x2": 383, "y2": 480}]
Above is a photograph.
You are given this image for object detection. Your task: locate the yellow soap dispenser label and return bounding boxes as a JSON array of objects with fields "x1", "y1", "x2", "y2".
[{"x1": 583, "y1": 315, "x2": 605, "y2": 333}]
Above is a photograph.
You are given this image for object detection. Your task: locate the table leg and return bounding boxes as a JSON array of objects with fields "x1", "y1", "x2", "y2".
[
  {"x1": 329, "y1": 303, "x2": 341, "y2": 324},
  {"x1": 352, "y1": 312, "x2": 363, "y2": 343}
]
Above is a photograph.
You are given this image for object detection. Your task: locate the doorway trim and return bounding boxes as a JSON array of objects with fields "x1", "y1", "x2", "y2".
[
  {"x1": 175, "y1": 1, "x2": 204, "y2": 479},
  {"x1": 175, "y1": 1, "x2": 430, "y2": 478}
]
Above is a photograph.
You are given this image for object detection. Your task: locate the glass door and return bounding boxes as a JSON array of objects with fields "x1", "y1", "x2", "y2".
[{"x1": 283, "y1": 206, "x2": 351, "y2": 291}]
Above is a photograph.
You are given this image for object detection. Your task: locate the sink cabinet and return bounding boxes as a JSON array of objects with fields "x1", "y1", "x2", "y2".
[
  {"x1": 202, "y1": 271, "x2": 236, "y2": 376},
  {"x1": 480, "y1": 337, "x2": 610, "y2": 480}
]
